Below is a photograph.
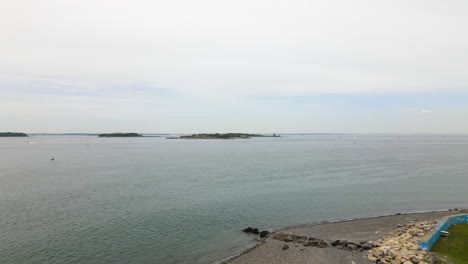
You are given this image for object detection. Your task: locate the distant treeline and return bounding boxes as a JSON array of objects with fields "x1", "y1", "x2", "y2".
[
  {"x1": 0, "y1": 132, "x2": 28, "y2": 137},
  {"x1": 98, "y1": 133, "x2": 143, "y2": 137},
  {"x1": 30, "y1": 133, "x2": 98, "y2": 136},
  {"x1": 180, "y1": 133, "x2": 280, "y2": 139}
]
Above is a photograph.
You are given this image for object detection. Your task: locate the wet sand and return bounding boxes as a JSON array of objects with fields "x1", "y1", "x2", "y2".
[{"x1": 227, "y1": 211, "x2": 455, "y2": 264}]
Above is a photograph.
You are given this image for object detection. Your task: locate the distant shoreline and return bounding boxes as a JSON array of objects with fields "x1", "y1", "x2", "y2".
[
  {"x1": 0, "y1": 132, "x2": 28, "y2": 137},
  {"x1": 9, "y1": 133, "x2": 468, "y2": 137},
  {"x1": 98, "y1": 133, "x2": 148, "y2": 138},
  {"x1": 179, "y1": 133, "x2": 281, "y2": 139}
]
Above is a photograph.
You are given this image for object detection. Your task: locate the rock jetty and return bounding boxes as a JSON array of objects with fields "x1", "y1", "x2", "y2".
[
  {"x1": 366, "y1": 220, "x2": 436, "y2": 264},
  {"x1": 272, "y1": 233, "x2": 329, "y2": 248}
]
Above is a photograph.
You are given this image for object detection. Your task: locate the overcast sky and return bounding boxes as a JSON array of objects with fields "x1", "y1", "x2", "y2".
[{"x1": 1, "y1": 0, "x2": 467, "y2": 133}]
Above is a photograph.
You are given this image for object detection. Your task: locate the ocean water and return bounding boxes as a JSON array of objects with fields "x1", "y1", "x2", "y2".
[{"x1": 1, "y1": 134, "x2": 467, "y2": 264}]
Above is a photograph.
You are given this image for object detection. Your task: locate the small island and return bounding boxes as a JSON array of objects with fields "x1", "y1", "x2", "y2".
[
  {"x1": 98, "y1": 133, "x2": 143, "y2": 138},
  {"x1": 179, "y1": 133, "x2": 280, "y2": 139},
  {"x1": 0, "y1": 132, "x2": 28, "y2": 137}
]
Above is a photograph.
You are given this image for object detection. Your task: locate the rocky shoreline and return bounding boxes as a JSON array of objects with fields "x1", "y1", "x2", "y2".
[
  {"x1": 225, "y1": 209, "x2": 466, "y2": 264},
  {"x1": 365, "y1": 220, "x2": 435, "y2": 263}
]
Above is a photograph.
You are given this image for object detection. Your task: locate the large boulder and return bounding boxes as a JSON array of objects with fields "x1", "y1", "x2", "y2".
[
  {"x1": 243, "y1": 227, "x2": 254, "y2": 233},
  {"x1": 332, "y1": 240, "x2": 348, "y2": 246},
  {"x1": 243, "y1": 227, "x2": 260, "y2": 235},
  {"x1": 345, "y1": 243, "x2": 361, "y2": 251},
  {"x1": 362, "y1": 242, "x2": 373, "y2": 250},
  {"x1": 260, "y1": 231, "x2": 270, "y2": 238}
]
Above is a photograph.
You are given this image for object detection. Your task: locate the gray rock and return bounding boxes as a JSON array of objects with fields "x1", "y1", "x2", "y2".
[
  {"x1": 243, "y1": 227, "x2": 254, "y2": 233},
  {"x1": 362, "y1": 242, "x2": 373, "y2": 250},
  {"x1": 282, "y1": 244, "x2": 289, "y2": 250},
  {"x1": 331, "y1": 240, "x2": 348, "y2": 246},
  {"x1": 259, "y1": 231, "x2": 270, "y2": 238},
  {"x1": 346, "y1": 243, "x2": 359, "y2": 250}
]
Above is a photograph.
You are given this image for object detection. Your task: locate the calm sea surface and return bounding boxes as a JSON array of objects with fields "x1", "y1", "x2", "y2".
[{"x1": 1, "y1": 135, "x2": 467, "y2": 264}]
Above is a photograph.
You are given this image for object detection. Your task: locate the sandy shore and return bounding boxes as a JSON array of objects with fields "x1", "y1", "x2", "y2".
[{"x1": 226, "y1": 211, "x2": 455, "y2": 264}]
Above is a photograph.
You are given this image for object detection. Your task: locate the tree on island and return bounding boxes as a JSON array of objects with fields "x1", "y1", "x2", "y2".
[
  {"x1": 0, "y1": 132, "x2": 28, "y2": 137},
  {"x1": 180, "y1": 133, "x2": 280, "y2": 139},
  {"x1": 98, "y1": 133, "x2": 143, "y2": 137}
]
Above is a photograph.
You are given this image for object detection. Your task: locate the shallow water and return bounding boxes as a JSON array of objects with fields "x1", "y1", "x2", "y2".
[{"x1": 1, "y1": 134, "x2": 467, "y2": 264}]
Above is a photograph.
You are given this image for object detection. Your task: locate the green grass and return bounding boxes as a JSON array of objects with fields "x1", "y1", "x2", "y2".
[{"x1": 432, "y1": 224, "x2": 468, "y2": 264}]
